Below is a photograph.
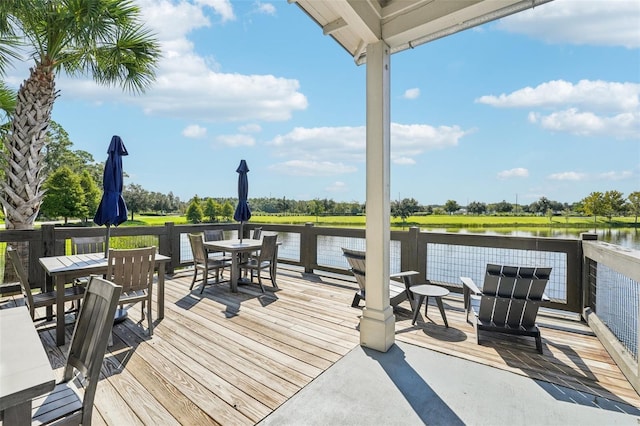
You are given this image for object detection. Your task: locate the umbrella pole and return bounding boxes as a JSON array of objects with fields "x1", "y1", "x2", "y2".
[
  {"x1": 239, "y1": 222, "x2": 244, "y2": 243},
  {"x1": 105, "y1": 225, "x2": 111, "y2": 257}
]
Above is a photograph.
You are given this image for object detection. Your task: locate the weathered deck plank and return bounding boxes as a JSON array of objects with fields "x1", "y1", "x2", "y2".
[{"x1": 1, "y1": 266, "x2": 639, "y2": 425}]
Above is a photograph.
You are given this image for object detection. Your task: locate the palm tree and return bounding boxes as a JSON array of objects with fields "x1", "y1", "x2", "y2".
[{"x1": 0, "y1": 0, "x2": 161, "y2": 231}]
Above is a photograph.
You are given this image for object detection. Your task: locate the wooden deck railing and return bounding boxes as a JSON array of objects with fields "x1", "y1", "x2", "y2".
[{"x1": 1, "y1": 221, "x2": 639, "y2": 392}]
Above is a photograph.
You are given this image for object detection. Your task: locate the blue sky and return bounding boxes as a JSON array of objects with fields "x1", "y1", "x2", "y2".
[{"x1": 7, "y1": 0, "x2": 639, "y2": 206}]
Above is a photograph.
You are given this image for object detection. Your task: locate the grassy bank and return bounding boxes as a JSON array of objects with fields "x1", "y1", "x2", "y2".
[{"x1": 128, "y1": 214, "x2": 637, "y2": 229}]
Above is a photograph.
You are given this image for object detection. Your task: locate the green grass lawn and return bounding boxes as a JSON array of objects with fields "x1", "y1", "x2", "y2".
[{"x1": 128, "y1": 214, "x2": 637, "y2": 229}]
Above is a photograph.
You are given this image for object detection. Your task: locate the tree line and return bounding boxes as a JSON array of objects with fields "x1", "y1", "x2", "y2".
[{"x1": 3, "y1": 120, "x2": 638, "y2": 225}]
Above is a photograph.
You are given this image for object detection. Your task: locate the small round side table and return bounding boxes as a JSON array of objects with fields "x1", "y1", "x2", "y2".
[{"x1": 410, "y1": 284, "x2": 449, "y2": 327}]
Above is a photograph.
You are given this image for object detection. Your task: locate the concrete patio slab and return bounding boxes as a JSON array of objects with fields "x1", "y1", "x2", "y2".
[{"x1": 259, "y1": 341, "x2": 640, "y2": 426}]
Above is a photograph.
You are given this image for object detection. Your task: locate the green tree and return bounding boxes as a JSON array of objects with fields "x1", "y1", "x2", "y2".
[
  {"x1": 79, "y1": 170, "x2": 100, "y2": 223},
  {"x1": 309, "y1": 199, "x2": 325, "y2": 222},
  {"x1": 0, "y1": 0, "x2": 161, "y2": 232},
  {"x1": 444, "y1": 200, "x2": 460, "y2": 215},
  {"x1": 40, "y1": 166, "x2": 85, "y2": 224},
  {"x1": 123, "y1": 184, "x2": 150, "y2": 221},
  {"x1": 391, "y1": 198, "x2": 420, "y2": 226},
  {"x1": 603, "y1": 190, "x2": 626, "y2": 221},
  {"x1": 581, "y1": 192, "x2": 605, "y2": 223},
  {"x1": 467, "y1": 201, "x2": 487, "y2": 215},
  {"x1": 221, "y1": 201, "x2": 234, "y2": 221},
  {"x1": 628, "y1": 191, "x2": 640, "y2": 225},
  {"x1": 186, "y1": 200, "x2": 203, "y2": 223},
  {"x1": 0, "y1": 82, "x2": 16, "y2": 194},
  {"x1": 204, "y1": 198, "x2": 221, "y2": 222},
  {"x1": 546, "y1": 208, "x2": 554, "y2": 222},
  {"x1": 494, "y1": 200, "x2": 513, "y2": 214}
]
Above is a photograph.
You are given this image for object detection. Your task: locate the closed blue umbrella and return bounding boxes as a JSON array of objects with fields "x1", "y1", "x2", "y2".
[
  {"x1": 233, "y1": 159, "x2": 251, "y2": 242},
  {"x1": 94, "y1": 135, "x2": 129, "y2": 256}
]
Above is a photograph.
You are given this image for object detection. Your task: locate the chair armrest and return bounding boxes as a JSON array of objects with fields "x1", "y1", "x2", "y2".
[
  {"x1": 460, "y1": 276, "x2": 482, "y2": 295},
  {"x1": 390, "y1": 270, "x2": 419, "y2": 279}
]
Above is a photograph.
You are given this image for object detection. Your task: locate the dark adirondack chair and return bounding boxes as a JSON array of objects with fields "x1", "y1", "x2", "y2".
[
  {"x1": 461, "y1": 264, "x2": 551, "y2": 354},
  {"x1": 342, "y1": 248, "x2": 418, "y2": 310}
]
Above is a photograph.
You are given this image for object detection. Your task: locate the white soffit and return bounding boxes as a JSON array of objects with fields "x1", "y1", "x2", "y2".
[{"x1": 292, "y1": 0, "x2": 554, "y2": 65}]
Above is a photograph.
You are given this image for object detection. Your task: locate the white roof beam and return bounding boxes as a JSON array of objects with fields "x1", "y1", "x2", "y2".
[{"x1": 323, "y1": 18, "x2": 348, "y2": 36}]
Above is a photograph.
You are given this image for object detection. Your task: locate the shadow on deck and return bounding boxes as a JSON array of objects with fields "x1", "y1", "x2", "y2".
[{"x1": 2, "y1": 266, "x2": 639, "y2": 425}]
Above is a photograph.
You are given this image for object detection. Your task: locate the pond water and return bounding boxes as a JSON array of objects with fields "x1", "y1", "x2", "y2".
[{"x1": 417, "y1": 227, "x2": 640, "y2": 251}]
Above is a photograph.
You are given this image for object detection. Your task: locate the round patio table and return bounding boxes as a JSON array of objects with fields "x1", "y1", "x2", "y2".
[{"x1": 410, "y1": 284, "x2": 449, "y2": 327}]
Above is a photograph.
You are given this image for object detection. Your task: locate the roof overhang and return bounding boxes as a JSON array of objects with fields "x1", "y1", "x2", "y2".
[{"x1": 292, "y1": 0, "x2": 554, "y2": 65}]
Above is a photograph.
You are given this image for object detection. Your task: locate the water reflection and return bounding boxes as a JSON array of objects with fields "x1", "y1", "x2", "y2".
[{"x1": 417, "y1": 227, "x2": 640, "y2": 251}]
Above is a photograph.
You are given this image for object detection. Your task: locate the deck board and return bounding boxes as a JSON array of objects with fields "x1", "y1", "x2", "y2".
[{"x1": 2, "y1": 266, "x2": 639, "y2": 424}]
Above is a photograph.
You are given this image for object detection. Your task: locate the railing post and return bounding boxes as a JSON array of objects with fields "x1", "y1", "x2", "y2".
[
  {"x1": 300, "y1": 222, "x2": 316, "y2": 273},
  {"x1": 162, "y1": 222, "x2": 176, "y2": 274},
  {"x1": 581, "y1": 232, "x2": 598, "y2": 315},
  {"x1": 402, "y1": 226, "x2": 420, "y2": 273}
]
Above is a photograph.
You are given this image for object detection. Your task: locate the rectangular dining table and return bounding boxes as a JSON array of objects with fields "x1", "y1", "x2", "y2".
[
  {"x1": 203, "y1": 238, "x2": 264, "y2": 292},
  {"x1": 39, "y1": 252, "x2": 170, "y2": 346},
  {"x1": 0, "y1": 307, "x2": 56, "y2": 424}
]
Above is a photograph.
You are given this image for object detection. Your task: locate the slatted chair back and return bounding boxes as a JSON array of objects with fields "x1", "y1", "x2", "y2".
[
  {"x1": 71, "y1": 236, "x2": 106, "y2": 255},
  {"x1": 105, "y1": 247, "x2": 156, "y2": 335},
  {"x1": 252, "y1": 227, "x2": 263, "y2": 240},
  {"x1": 257, "y1": 234, "x2": 278, "y2": 262},
  {"x1": 239, "y1": 234, "x2": 279, "y2": 292},
  {"x1": 341, "y1": 247, "x2": 415, "y2": 309},
  {"x1": 189, "y1": 233, "x2": 208, "y2": 264},
  {"x1": 342, "y1": 248, "x2": 367, "y2": 293},
  {"x1": 7, "y1": 246, "x2": 36, "y2": 316},
  {"x1": 32, "y1": 276, "x2": 122, "y2": 425},
  {"x1": 203, "y1": 229, "x2": 225, "y2": 242},
  {"x1": 106, "y1": 247, "x2": 156, "y2": 294},
  {"x1": 477, "y1": 264, "x2": 551, "y2": 328}
]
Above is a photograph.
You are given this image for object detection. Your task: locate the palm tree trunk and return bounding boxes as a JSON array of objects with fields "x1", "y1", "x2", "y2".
[{"x1": 1, "y1": 64, "x2": 57, "y2": 281}]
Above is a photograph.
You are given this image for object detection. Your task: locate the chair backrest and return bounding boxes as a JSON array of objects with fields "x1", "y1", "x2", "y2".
[
  {"x1": 105, "y1": 247, "x2": 156, "y2": 294},
  {"x1": 478, "y1": 264, "x2": 552, "y2": 328},
  {"x1": 7, "y1": 246, "x2": 35, "y2": 313},
  {"x1": 64, "y1": 276, "x2": 122, "y2": 425},
  {"x1": 188, "y1": 233, "x2": 208, "y2": 264},
  {"x1": 252, "y1": 227, "x2": 263, "y2": 240},
  {"x1": 258, "y1": 234, "x2": 278, "y2": 261},
  {"x1": 342, "y1": 248, "x2": 367, "y2": 291},
  {"x1": 71, "y1": 236, "x2": 106, "y2": 255},
  {"x1": 203, "y1": 229, "x2": 225, "y2": 242}
]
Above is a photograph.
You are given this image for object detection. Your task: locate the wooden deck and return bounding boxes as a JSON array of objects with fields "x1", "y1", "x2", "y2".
[{"x1": 2, "y1": 267, "x2": 639, "y2": 424}]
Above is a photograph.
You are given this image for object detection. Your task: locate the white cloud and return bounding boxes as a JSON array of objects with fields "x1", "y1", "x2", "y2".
[
  {"x1": 238, "y1": 123, "x2": 262, "y2": 133},
  {"x1": 196, "y1": 0, "x2": 236, "y2": 22},
  {"x1": 254, "y1": 2, "x2": 276, "y2": 15},
  {"x1": 497, "y1": 0, "x2": 640, "y2": 49},
  {"x1": 478, "y1": 80, "x2": 640, "y2": 139},
  {"x1": 476, "y1": 80, "x2": 640, "y2": 112},
  {"x1": 216, "y1": 134, "x2": 255, "y2": 147},
  {"x1": 497, "y1": 168, "x2": 529, "y2": 179},
  {"x1": 52, "y1": 0, "x2": 307, "y2": 123},
  {"x1": 548, "y1": 172, "x2": 587, "y2": 181},
  {"x1": 403, "y1": 88, "x2": 420, "y2": 100},
  {"x1": 529, "y1": 108, "x2": 639, "y2": 139},
  {"x1": 394, "y1": 157, "x2": 416, "y2": 165},
  {"x1": 267, "y1": 123, "x2": 470, "y2": 175},
  {"x1": 182, "y1": 124, "x2": 207, "y2": 138},
  {"x1": 326, "y1": 181, "x2": 349, "y2": 192},
  {"x1": 268, "y1": 160, "x2": 357, "y2": 176},
  {"x1": 598, "y1": 171, "x2": 634, "y2": 181}
]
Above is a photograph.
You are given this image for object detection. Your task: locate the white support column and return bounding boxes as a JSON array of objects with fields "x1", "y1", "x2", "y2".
[{"x1": 360, "y1": 40, "x2": 394, "y2": 352}]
